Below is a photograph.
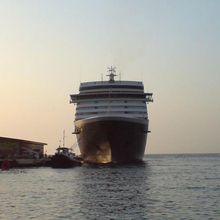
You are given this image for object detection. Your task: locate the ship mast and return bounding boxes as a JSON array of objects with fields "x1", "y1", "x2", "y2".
[
  {"x1": 63, "y1": 130, "x2": 65, "y2": 147},
  {"x1": 107, "y1": 66, "x2": 117, "y2": 82}
]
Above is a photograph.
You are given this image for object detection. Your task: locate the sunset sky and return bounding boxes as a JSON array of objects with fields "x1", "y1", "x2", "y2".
[{"x1": 0, "y1": 0, "x2": 219, "y2": 154}]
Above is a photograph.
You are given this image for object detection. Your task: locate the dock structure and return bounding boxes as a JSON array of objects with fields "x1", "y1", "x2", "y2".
[{"x1": 0, "y1": 136, "x2": 47, "y2": 167}]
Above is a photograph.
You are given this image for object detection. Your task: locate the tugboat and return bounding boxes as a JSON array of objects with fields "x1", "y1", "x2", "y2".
[
  {"x1": 50, "y1": 131, "x2": 83, "y2": 168},
  {"x1": 50, "y1": 146, "x2": 82, "y2": 168}
]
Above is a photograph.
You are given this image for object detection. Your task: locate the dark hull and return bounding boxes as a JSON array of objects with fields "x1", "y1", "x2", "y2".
[
  {"x1": 50, "y1": 154, "x2": 82, "y2": 168},
  {"x1": 75, "y1": 116, "x2": 148, "y2": 164}
]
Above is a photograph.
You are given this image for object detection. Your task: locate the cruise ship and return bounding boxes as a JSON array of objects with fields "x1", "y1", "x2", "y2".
[{"x1": 70, "y1": 67, "x2": 153, "y2": 163}]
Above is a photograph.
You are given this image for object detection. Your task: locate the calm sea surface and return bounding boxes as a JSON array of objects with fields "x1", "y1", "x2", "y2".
[{"x1": 0, "y1": 154, "x2": 219, "y2": 220}]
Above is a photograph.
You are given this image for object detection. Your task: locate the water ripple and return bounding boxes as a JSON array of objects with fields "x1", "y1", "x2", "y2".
[{"x1": 0, "y1": 155, "x2": 219, "y2": 219}]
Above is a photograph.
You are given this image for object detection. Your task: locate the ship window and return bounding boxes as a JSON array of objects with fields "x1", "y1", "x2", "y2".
[
  {"x1": 124, "y1": 106, "x2": 128, "y2": 108},
  {"x1": 124, "y1": 111, "x2": 128, "y2": 114}
]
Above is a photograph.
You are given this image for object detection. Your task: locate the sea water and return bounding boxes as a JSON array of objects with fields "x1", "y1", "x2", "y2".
[{"x1": 0, "y1": 154, "x2": 219, "y2": 220}]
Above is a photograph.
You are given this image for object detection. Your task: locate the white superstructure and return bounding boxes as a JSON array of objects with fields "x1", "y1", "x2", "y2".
[{"x1": 70, "y1": 67, "x2": 153, "y2": 121}]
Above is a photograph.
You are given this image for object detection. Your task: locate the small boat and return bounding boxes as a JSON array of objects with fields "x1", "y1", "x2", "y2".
[
  {"x1": 1, "y1": 159, "x2": 10, "y2": 170},
  {"x1": 50, "y1": 147, "x2": 82, "y2": 168}
]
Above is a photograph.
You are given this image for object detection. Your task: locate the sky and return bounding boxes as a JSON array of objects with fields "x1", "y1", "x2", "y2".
[{"x1": 0, "y1": 0, "x2": 220, "y2": 154}]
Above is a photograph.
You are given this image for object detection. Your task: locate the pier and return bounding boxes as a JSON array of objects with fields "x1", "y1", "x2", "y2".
[{"x1": 0, "y1": 136, "x2": 47, "y2": 168}]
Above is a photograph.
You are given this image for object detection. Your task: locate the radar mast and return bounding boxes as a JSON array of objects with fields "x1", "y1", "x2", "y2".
[{"x1": 107, "y1": 66, "x2": 117, "y2": 82}]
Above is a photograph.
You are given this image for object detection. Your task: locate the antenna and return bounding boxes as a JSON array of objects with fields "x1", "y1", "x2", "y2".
[
  {"x1": 107, "y1": 66, "x2": 117, "y2": 82},
  {"x1": 63, "y1": 130, "x2": 65, "y2": 147},
  {"x1": 79, "y1": 67, "x2": 82, "y2": 83},
  {"x1": 59, "y1": 140, "x2": 61, "y2": 148}
]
